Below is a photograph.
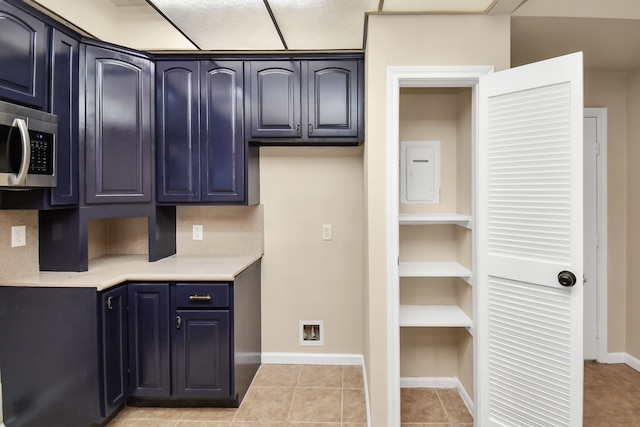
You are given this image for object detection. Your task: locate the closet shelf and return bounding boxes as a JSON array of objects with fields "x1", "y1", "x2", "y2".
[
  {"x1": 399, "y1": 304, "x2": 473, "y2": 328},
  {"x1": 399, "y1": 213, "x2": 472, "y2": 229},
  {"x1": 399, "y1": 261, "x2": 471, "y2": 280}
]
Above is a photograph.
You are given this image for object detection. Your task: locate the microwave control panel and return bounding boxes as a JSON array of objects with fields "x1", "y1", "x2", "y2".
[{"x1": 28, "y1": 131, "x2": 54, "y2": 175}]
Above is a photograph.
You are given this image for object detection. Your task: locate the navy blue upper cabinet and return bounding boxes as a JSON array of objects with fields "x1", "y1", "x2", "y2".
[
  {"x1": 0, "y1": 0, "x2": 48, "y2": 110},
  {"x1": 248, "y1": 59, "x2": 363, "y2": 145},
  {"x1": 156, "y1": 61, "x2": 200, "y2": 202},
  {"x1": 249, "y1": 61, "x2": 301, "y2": 138},
  {"x1": 201, "y1": 61, "x2": 245, "y2": 203},
  {"x1": 84, "y1": 44, "x2": 153, "y2": 205},
  {"x1": 50, "y1": 29, "x2": 79, "y2": 206},
  {"x1": 307, "y1": 60, "x2": 360, "y2": 139},
  {"x1": 157, "y1": 60, "x2": 256, "y2": 205}
]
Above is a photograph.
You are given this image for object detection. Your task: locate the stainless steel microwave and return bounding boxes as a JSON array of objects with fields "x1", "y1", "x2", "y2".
[{"x1": 0, "y1": 99, "x2": 57, "y2": 188}]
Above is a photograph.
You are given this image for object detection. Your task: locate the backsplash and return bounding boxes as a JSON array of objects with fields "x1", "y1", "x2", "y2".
[
  {"x1": 88, "y1": 216, "x2": 149, "y2": 260},
  {"x1": 176, "y1": 205, "x2": 264, "y2": 256},
  {"x1": 0, "y1": 205, "x2": 263, "y2": 281},
  {"x1": 0, "y1": 210, "x2": 39, "y2": 282}
]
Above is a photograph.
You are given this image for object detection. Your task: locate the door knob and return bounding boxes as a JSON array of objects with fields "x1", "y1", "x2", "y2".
[{"x1": 558, "y1": 271, "x2": 577, "y2": 287}]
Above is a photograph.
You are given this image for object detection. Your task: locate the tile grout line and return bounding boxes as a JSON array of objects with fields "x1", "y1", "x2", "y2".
[
  {"x1": 435, "y1": 389, "x2": 452, "y2": 424},
  {"x1": 285, "y1": 365, "x2": 303, "y2": 423},
  {"x1": 341, "y1": 365, "x2": 345, "y2": 425}
]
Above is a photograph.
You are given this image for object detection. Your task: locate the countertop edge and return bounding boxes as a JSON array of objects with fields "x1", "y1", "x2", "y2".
[{"x1": 1, "y1": 253, "x2": 263, "y2": 291}]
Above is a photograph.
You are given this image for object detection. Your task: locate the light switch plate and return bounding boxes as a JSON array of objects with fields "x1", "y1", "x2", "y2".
[
  {"x1": 322, "y1": 224, "x2": 332, "y2": 241},
  {"x1": 11, "y1": 225, "x2": 26, "y2": 247}
]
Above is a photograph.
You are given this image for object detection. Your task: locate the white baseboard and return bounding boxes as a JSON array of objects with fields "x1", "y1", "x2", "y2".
[
  {"x1": 624, "y1": 353, "x2": 640, "y2": 372},
  {"x1": 603, "y1": 352, "x2": 640, "y2": 373},
  {"x1": 400, "y1": 376, "x2": 474, "y2": 415},
  {"x1": 261, "y1": 352, "x2": 364, "y2": 366},
  {"x1": 607, "y1": 352, "x2": 626, "y2": 364}
]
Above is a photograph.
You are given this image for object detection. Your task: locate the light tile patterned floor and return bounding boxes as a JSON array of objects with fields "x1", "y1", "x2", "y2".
[
  {"x1": 110, "y1": 361, "x2": 640, "y2": 426},
  {"x1": 400, "y1": 387, "x2": 473, "y2": 427},
  {"x1": 107, "y1": 364, "x2": 367, "y2": 427}
]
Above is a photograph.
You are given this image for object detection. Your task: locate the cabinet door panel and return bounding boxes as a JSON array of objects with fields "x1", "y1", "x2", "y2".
[
  {"x1": 85, "y1": 46, "x2": 152, "y2": 204},
  {"x1": 128, "y1": 283, "x2": 170, "y2": 398},
  {"x1": 50, "y1": 29, "x2": 79, "y2": 206},
  {"x1": 156, "y1": 61, "x2": 200, "y2": 202},
  {"x1": 173, "y1": 310, "x2": 231, "y2": 399},
  {"x1": 250, "y1": 61, "x2": 300, "y2": 138},
  {"x1": 0, "y1": 1, "x2": 47, "y2": 109},
  {"x1": 307, "y1": 60, "x2": 359, "y2": 138},
  {"x1": 101, "y1": 285, "x2": 128, "y2": 416},
  {"x1": 201, "y1": 61, "x2": 244, "y2": 202}
]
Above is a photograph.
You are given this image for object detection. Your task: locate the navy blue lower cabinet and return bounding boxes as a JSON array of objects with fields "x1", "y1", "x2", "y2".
[
  {"x1": 100, "y1": 284, "x2": 128, "y2": 417},
  {"x1": 128, "y1": 283, "x2": 171, "y2": 398},
  {"x1": 173, "y1": 309, "x2": 231, "y2": 399},
  {"x1": 0, "y1": 287, "x2": 103, "y2": 427}
]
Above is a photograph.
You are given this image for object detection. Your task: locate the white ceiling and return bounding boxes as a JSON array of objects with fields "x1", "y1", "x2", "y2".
[
  {"x1": 29, "y1": 0, "x2": 508, "y2": 50},
  {"x1": 26, "y1": 0, "x2": 640, "y2": 72}
]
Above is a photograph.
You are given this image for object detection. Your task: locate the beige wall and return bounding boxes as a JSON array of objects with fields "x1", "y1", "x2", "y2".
[
  {"x1": 626, "y1": 70, "x2": 640, "y2": 358},
  {"x1": 259, "y1": 147, "x2": 364, "y2": 354},
  {"x1": 30, "y1": 0, "x2": 194, "y2": 50},
  {"x1": 365, "y1": 14, "x2": 510, "y2": 426},
  {"x1": 584, "y1": 71, "x2": 629, "y2": 353}
]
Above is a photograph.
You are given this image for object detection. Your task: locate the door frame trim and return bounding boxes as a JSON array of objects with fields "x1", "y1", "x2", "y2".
[
  {"x1": 584, "y1": 107, "x2": 608, "y2": 362},
  {"x1": 385, "y1": 65, "x2": 493, "y2": 426}
]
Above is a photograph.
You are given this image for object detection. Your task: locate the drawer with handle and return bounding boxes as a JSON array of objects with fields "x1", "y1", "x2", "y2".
[{"x1": 175, "y1": 283, "x2": 230, "y2": 309}]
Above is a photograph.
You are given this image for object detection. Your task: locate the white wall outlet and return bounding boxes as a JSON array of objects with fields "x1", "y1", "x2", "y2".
[
  {"x1": 300, "y1": 320, "x2": 324, "y2": 346},
  {"x1": 322, "y1": 224, "x2": 332, "y2": 241},
  {"x1": 11, "y1": 225, "x2": 26, "y2": 248},
  {"x1": 192, "y1": 224, "x2": 203, "y2": 241}
]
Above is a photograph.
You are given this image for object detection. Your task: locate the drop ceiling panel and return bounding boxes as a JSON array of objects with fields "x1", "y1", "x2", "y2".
[
  {"x1": 269, "y1": 0, "x2": 378, "y2": 50},
  {"x1": 383, "y1": 0, "x2": 495, "y2": 13},
  {"x1": 150, "y1": 0, "x2": 284, "y2": 50}
]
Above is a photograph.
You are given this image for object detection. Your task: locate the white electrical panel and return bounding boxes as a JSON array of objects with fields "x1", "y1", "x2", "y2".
[{"x1": 400, "y1": 140, "x2": 440, "y2": 203}]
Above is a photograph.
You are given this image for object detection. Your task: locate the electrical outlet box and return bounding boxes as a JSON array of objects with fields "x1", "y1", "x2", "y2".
[
  {"x1": 192, "y1": 224, "x2": 203, "y2": 240},
  {"x1": 11, "y1": 225, "x2": 26, "y2": 248}
]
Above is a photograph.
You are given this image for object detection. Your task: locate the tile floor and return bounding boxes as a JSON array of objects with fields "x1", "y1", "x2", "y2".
[
  {"x1": 108, "y1": 361, "x2": 640, "y2": 427},
  {"x1": 584, "y1": 361, "x2": 640, "y2": 426},
  {"x1": 107, "y1": 364, "x2": 367, "y2": 427},
  {"x1": 400, "y1": 387, "x2": 473, "y2": 427}
]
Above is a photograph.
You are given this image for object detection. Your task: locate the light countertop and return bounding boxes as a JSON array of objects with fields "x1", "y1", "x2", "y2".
[{"x1": 1, "y1": 253, "x2": 262, "y2": 291}]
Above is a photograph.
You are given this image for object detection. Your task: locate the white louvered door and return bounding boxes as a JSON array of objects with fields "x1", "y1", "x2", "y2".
[{"x1": 477, "y1": 53, "x2": 584, "y2": 427}]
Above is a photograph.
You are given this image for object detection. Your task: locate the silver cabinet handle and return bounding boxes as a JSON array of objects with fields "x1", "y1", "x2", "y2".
[
  {"x1": 176, "y1": 315, "x2": 182, "y2": 329},
  {"x1": 107, "y1": 296, "x2": 113, "y2": 310},
  {"x1": 189, "y1": 295, "x2": 212, "y2": 301},
  {"x1": 296, "y1": 124, "x2": 300, "y2": 134},
  {"x1": 11, "y1": 118, "x2": 30, "y2": 186},
  {"x1": 309, "y1": 124, "x2": 313, "y2": 134}
]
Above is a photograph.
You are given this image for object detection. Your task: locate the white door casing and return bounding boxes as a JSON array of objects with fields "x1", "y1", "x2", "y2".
[
  {"x1": 477, "y1": 52, "x2": 584, "y2": 427},
  {"x1": 385, "y1": 65, "x2": 494, "y2": 426},
  {"x1": 583, "y1": 108, "x2": 608, "y2": 362}
]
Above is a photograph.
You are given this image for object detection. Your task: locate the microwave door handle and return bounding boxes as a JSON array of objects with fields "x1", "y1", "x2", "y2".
[{"x1": 10, "y1": 118, "x2": 30, "y2": 186}]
